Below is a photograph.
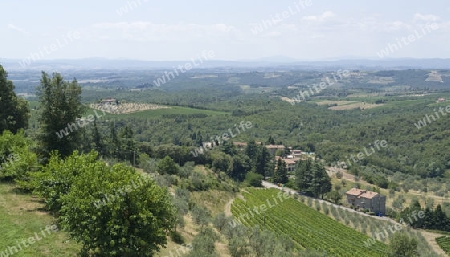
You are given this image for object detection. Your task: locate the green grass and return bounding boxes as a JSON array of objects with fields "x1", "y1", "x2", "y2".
[
  {"x1": 0, "y1": 182, "x2": 80, "y2": 256},
  {"x1": 231, "y1": 188, "x2": 387, "y2": 257},
  {"x1": 436, "y1": 236, "x2": 450, "y2": 255}
]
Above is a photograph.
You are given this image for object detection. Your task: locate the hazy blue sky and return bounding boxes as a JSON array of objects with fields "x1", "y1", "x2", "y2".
[{"x1": 1, "y1": 0, "x2": 449, "y2": 61}]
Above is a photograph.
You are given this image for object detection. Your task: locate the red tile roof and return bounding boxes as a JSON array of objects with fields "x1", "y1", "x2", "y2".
[
  {"x1": 346, "y1": 188, "x2": 366, "y2": 196},
  {"x1": 346, "y1": 188, "x2": 379, "y2": 199},
  {"x1": 360, "y1": 191, "x2": 379, "y2": 199}
]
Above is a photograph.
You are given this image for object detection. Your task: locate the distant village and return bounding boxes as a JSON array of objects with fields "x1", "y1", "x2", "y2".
[{"x1": 232, "y1": 141, "x2": 315, "y2": 172}]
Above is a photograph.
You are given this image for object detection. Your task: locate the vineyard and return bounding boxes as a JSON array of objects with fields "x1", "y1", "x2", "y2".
[
  {"x1": 231, "y1": 188, "x2": 387, "y2": 257},
  {"x1": 436, "y1": 236, "x2": 450, "y2": 255}
]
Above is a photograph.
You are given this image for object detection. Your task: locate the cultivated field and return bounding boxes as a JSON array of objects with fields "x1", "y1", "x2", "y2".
[
  {"x1": 231, "y1": 188, "x2": 387, "y2": 256},
  {"x1": 315, "y1": 100, "x2": 383, "y2": 110}
]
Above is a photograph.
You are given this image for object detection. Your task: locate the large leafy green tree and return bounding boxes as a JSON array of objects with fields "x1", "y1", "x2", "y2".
[
  {"x1": 231, "y1": 153, "x2": 251, "y2": 181},
  {"x1": 36, "y1": 72, "x2": 84, "y2": 162},
  {"x1": 157, "y1": 156, "x2": 179, "y2": 175},
  {"x1": 34, "y1": 151, "x2": 176, "y2": 256},
  {"x1": 61, "y1": 161, "x2": 176, "y2": 256},
  {"x1": 0, "y1": 65, "x2": 29, "y2": 133},
  {"x1": 295, "y1": 159, "x2": 331, "y2": 198},
  {"x1": 244, "y1": 140, "x2": 258, "y2": 162},
  {"x1": 295, "y1": 159, "x2": 313, "y2": 194},
  {"x1": 254, "y1": 146, "x2": 271, "y2": 178},
  {"x1": 90, "y1": 117, "x2": 105, "y2": 156},
  {"x1": 211, "y1": 151, "x2": 233, "y2": 175},
  {"x1": 274, "y1": 158, "x2": 288, "y2": 184},
  {"x1": 119, "y1": 125, "x2": 137, "y2": 164},
  {"x1": 107, "y1": 121, "x2": 121, "y2": 158}
]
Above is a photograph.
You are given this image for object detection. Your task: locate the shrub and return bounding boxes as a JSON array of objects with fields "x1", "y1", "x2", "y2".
[
  {"x1": 244, "y1": 172, "x2": 263, "y2": 187},
  {"x1": 170, "y1": 231, "x2": 185, "y2": 244}
]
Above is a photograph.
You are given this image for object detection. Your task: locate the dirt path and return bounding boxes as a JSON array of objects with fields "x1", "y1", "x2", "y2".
[
  {"x1": 224, "y1": 193, "x2": 247, "y2": 217},
  {"x1": 224, "y1": 198, "x2": 234, "y2": 217},
  {"x1": 421, "y1": 231, "x2": 447, "y2": 256}
]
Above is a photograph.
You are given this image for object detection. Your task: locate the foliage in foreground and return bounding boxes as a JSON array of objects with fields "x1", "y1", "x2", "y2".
[
  {"x1": 0, "y1": 130, "x2": 38, "y2": 184},
  {"x1": 0, "y1": 65, "x2": 29, "y2": 134},
  {"x1": 33, "y1": 151, "x2": 176, "y2": 256}
]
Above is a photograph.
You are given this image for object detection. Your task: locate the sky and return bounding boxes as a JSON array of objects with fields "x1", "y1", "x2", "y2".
[{"x1": 1, "y1": 0, "x2": 450, "y2": 61}]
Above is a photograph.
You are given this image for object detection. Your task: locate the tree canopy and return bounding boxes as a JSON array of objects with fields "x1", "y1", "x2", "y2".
[
  {"x1": 32, "y1": 151, "x2": 176, "y2": 256},
  {"x1": 0, "y1": 65, "x2": 29, "y2": 134},
  {"x1": 295, "y1": 159, "x2": 331, "y2": 198},
  {"x1": 36, "y1": 72, "x2": 84, "y2": 162}
]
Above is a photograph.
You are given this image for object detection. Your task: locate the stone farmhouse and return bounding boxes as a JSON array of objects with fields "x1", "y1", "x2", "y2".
[{"x1": 346, "y1": 188, "x2": 386, "y2": 215}]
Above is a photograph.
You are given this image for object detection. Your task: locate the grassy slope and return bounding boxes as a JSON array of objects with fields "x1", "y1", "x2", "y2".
[{"x1": 0, "y1": 182, "x2": 80, "y2": 256}]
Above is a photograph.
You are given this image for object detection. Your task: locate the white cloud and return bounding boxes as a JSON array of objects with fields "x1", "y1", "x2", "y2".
[
  {"x1": 414, "y1": 13, "x2": 440, "y2": 22},
  {"x1": 7, "y1": 24, "x2": 28, "y2": 34},
  {"x1": 302, "y1": 11, "x2": 335, "y2": 22}
]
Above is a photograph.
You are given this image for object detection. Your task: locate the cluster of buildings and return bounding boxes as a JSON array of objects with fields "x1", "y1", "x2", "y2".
[
  {"x1": 100, "y1": 98, "x2": 119, "y2": 106},
  {"x1": 232, "y1": 142, "x2": 314, "y2": 172}
]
